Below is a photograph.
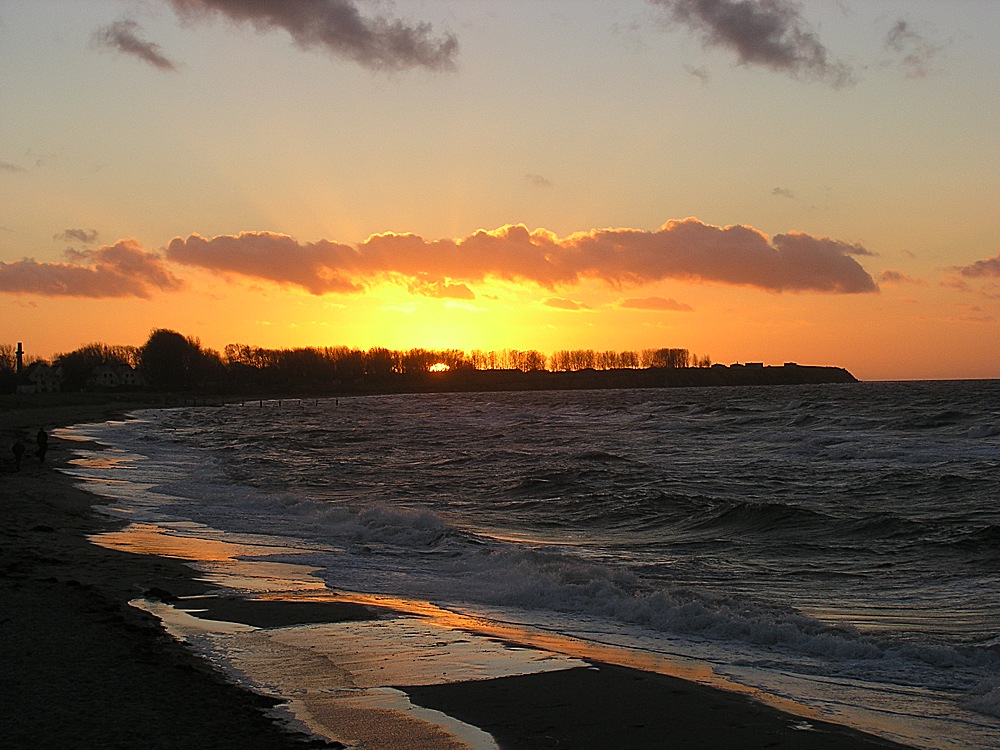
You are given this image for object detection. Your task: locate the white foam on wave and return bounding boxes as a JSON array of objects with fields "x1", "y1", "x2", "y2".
[
  {"x1": 967, "y1": 424, "x2": 1000, "y2": 439},
  {"x1": 965, "y1": 677, "x2": 1000, "y2": 718},
  {"x1": 57, "y1": 398, "x2": 1000, "y2": 750},
  {"x1": 214, "y1": 494, "x2": 1000, "y2": 708},
  {"x1": 65, "y1": 417, "x2": 1000, "y2": 705}
]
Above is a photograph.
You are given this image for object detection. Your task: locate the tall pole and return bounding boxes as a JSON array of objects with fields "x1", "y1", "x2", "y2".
[{"x1": 15, "y1": 342, "x2": 24, "y2": 374}]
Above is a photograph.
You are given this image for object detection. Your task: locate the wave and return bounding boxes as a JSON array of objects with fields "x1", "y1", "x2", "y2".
[
  {"x1": 967, "y1": 424, "x2": 1000, "y2": 439},
  {"x1": 59, "y1": 384, "x2": 1000, "y2": 743},
  {"x1": 575, "y1": 449, "x2": 630, "y2": 462},
  {"x1": 937, "y1": 524, "x2": 1000, "y2": 555},
  {"x1": 266, "y1": 497, "x2": 1000, "y2": 705},
  {"x1": 966, "y1": 677, "x2": 1000, "y2": 718},
  {"x1": 681, "y1": 500, "x2": 834, "y2": 537}
]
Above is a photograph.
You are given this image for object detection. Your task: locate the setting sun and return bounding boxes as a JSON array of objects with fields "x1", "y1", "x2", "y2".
[{"x1": 2, "y1": 3, "x2": 998, "y2": 381}]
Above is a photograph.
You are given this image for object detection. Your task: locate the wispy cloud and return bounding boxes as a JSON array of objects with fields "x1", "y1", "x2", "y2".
[
  {"x1": 164, "y1": 0, "x2": 458, "y2": 72},
  {"x1": 884, "y1": 19, "x2": 944, "y2": 79},
  {"x1": 957, "y1": 253, "x2": 1000, "y2": 279},
  {"x1": 879, "y1": 269, "x2": 920, "y2": 285},
  {"x1": 544, "y1": 297, "x2": 590, "y2": 311},
  {"x1": 0, "y1": 239, "x2": 183, "y2": 298},
  {"x1": 951, "y1": 305, "x2": 996, "y2": 324},
  {"x1": 650, "y1": 0, "x2": 855, "y2": 87},
  {"x1": 1, "y1": 161, "x2": 27, "y2": 173},
  {"x1": 54, "y1": 228, "x2": 100, "y2": 244},
  {"x1": 93, "y1": 19, "x2": 178, "y2": 71},
  {"x1": 408, "y1": 279, "x2": 475, "y2": 300},
  {"x1": 166, "y1": 218, "x2": 878, "y2": 296},
  {"x1": 772, "y1": 186, "x2": 795, "y2": 199},
  {"x1": 620, "y1": 296, "x2": 694, "y2": 311},
  {"x1": 683, "y1": 63, "x2": 711, "y2": 83}
]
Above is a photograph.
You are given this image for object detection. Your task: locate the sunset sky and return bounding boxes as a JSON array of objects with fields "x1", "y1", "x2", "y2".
[{"x1": 2, "y1": 1, "x2": 998, "y2": 381}]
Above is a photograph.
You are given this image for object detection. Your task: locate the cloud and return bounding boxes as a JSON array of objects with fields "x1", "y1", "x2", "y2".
[
  {"x1": 951, "y1": 306, "x2": 996, "y2": 324},
  {"x1": 1, "y1": 161, "x2": 27, "y2": 173},
  {"x1": 940, "y1": 275, "x2": 971, "y2": 294},
  {"x1": 772, "y1": 186, "x2": 795, "y2": 199},
  {"x1": 884, "y1": 19, "x2": 944, "y2": 79},
  {"x1": 620, "y1": 296, "x2": 694, "y2": 311},
  {"x1": 544, "y1": 297, "x2": 590, "y2": 311},
  {"x1": 408, "y1": 279, "x2": 476, "y2": 300},
  {"x1": 93, "y1": 20, "x2": 178, "y2": 71},
  {"x1": 167, "y1": 231, "x2": 361, "y2": 294},
  {"x1": 683, "y1": 63, "x2": 711, "y2": 83},
  {"x1": 651, "y1": 0, "x2": 855, "y2": 87},
  {"x1": 879, "y1": 269, "x2": 920, "y2": 285},
  {"x1": 0, "y1": 239, "x2": 183, "y2": 298},
  {"x1": 166, "y1": 218, "x2": 878, "y2": 296},
  {"x1": 164, "y1": 0, "x2": 458, "y2": 72},
  {"x1": 526, "y1": 173, "x2": 553, "y2": 188},
  {"x1": 54, "y1": 228, "x2": 100, "y2": 244},
  {"x1": 957, "y1": 253, "x2": 1000, "y2": 279}
]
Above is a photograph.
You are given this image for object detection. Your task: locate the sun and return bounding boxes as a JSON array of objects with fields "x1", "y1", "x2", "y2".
[{"x1": 429, "y1": 362, "x2": 450, "y2": 372}]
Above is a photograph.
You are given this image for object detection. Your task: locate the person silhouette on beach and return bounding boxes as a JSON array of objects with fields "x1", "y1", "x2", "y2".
[
  {"x1": 11, "y1": 438, "x2": 25, "y2": 471},
  {"x1": 36, "y1": 428, "x2": 48, "y2": 463}
]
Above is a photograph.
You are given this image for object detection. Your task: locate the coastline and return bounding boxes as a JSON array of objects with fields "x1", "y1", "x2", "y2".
[
  {"x1": 1, "y1": 405, "x2": 338, "y2": 749},
  {"x1": 1, "y1": 403, "x2": 915, "y2": 749}
]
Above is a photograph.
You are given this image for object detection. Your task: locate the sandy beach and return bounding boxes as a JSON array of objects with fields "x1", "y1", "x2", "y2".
[{"x1": 1, "y1": 401, "x2": 916, "y2": 749}]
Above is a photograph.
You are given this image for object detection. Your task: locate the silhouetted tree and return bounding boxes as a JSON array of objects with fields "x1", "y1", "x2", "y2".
[
  {"x1": 4, "y1": 333, "x2": 720, "y2": 397},
  {"x1": 140, "y1": 329, "x2": 204, "y2": 390},
  {"x1": 0, "y1": 343, "x2": 16, "y2": 373},
  {"x1": 364, "y1": 347, "x2": 399, "y2": 379},
  {"x1": 641, "y1": 348, "x2": 691, "y2": 368},
  {"x1": 401, "y1": 348, "x2": 434, "y2": 374},
  {"x1": 335, "y1": 348, "x2": 364, "y2": 384},
  {"x1": 619, "y1": 350, "x2": 640, "y2": 369},
  {"x1": 55, "y1": 342, "x2": 140, "y2": 391},
  {"x1": 0, "y1": 343, "x2": 16, "y2": 393}
]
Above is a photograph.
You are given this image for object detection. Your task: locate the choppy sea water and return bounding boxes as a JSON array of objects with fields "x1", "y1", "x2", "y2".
[{"x1": 61, "y1": 381, "x2": 1000, "y2": 749}]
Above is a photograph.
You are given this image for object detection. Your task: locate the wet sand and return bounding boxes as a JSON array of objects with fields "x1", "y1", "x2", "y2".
[{"x1": 1, "y1": 402, "x2": 914, "y2": 749}]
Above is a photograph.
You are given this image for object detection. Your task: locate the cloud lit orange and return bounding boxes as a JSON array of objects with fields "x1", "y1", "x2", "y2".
[
  {"x1": 0, "y1": 239, "x2": 182, "y2": 298},
  {"x1": 163, "y1": 218, "x2": 879, "y2": 297}
]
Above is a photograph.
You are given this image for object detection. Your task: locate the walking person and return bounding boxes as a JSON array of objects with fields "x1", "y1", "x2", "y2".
[
  {"x1": 11, "y1": 438, "x2": 25, "y2": 471},
  {"x1": 36, "y1": 428, "x2": 48, "y2": 463}
]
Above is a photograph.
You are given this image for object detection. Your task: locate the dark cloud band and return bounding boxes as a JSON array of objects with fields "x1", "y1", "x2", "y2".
[
  {"x1": 165, "y1": 0, "x2": 458, "y2": 72},
  {"x1": 650, "y1": 0, "x2": 855, "y2": 87}
]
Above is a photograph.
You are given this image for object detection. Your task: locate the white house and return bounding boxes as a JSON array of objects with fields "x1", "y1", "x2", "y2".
[{"x1": 17, "y1": 363, "x2": 63, "y2": 393}]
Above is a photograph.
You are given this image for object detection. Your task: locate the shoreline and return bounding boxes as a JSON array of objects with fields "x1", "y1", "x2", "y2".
[
  {"x1": 1, "y1": 403, "x2": 916, "y2": 749},
  {"x1": 1, "y1": 405, "x2": 340, "y2": 749}
]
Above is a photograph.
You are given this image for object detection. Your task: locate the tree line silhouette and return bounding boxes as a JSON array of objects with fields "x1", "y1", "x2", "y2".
[{"x1": 2, "y1": 329, "x2": 712, "y2": 395}]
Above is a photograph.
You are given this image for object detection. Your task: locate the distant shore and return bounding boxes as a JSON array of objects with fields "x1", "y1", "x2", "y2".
[
  {"x1": 1, "y1": 399, "x2": 919, "y2": 750},
  {"x1": 373, "y1": 362, "x2": 859, "y2": 395},
  {"x1": 4, "y1": 362, "x2": 860, "y2": 409}
]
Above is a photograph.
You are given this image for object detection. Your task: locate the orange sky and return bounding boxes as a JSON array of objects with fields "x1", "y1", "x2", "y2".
[{"x1": 2, "y1": 2, "x2": 999, "y2": 381}]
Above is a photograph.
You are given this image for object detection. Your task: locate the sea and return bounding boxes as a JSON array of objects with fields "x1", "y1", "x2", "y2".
[{"x1": 59, "y1": 380, "x2": 1000, "y2": 749}]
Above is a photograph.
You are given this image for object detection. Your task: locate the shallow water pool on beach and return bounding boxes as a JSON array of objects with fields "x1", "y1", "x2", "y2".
[{"x1": 61, "y1": 380, "x2": 1000, "y2": 749}]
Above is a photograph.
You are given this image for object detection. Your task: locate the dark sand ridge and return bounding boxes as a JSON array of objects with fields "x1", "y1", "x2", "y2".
[{"x1": 1, "y1": 401, "x2": 915, "y2": 749}]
